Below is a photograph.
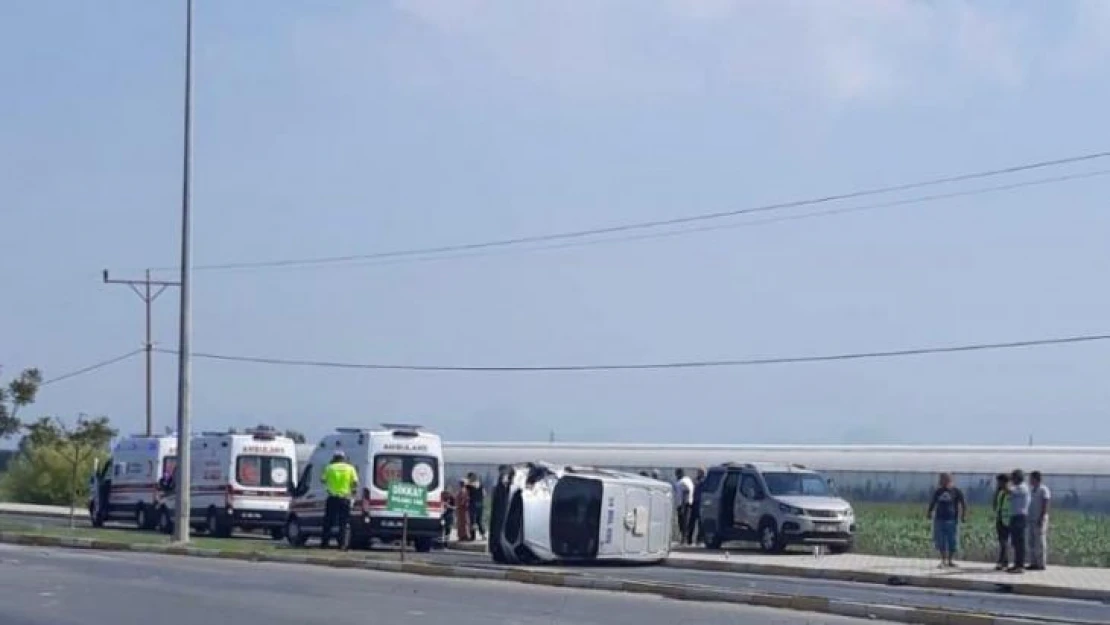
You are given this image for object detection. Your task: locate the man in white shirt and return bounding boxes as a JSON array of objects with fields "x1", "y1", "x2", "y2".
[
  {"x1": 674, "y1": 469, "x2": 695, "y2": 545},
  {"x1": 1028, "y1": 471, "x2": 1051, "y2": 570}
]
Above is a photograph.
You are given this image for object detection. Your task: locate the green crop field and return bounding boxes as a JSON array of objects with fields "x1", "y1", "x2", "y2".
[{"x1": 851, "y1": 502, "x2": 1110, "y2": 567}]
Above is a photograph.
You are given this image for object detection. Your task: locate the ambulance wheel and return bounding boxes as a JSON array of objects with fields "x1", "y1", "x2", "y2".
[
  {"x1": 136, "y1": 504, "x2": 153, "y2": 531},
  {"x1": 285, "y1": 517, "x2": 307, "y2": 547},
  {"x1": 414, "y1": 537, "x2": 433, "y2": 553},
  {"x1": 206, "y1": 507, "x2": 231, "y2": 539},
  {"x1": 89, "y1": 502, "x2": 105, "y2": 528},
  {"x1": 157, "y1": 507, "x2": 174, "y2": 535}
]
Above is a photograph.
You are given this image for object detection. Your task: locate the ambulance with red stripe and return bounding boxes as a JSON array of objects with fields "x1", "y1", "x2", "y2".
[
  {"x1": 285, "y1": 424, "x2": 444, "y2": 552},
  {"x1": 156, "y1": 426, "x2": 297, "y2": 539},
  {"x1": 88, "y1": 434, "x2": 177, "y2": 530}
]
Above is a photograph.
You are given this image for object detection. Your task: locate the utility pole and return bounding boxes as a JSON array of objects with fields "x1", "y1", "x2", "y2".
[
  {"x1": 174, "y1": 0, "x2": 195, "y2": 544},
  {"x1": 102, "y1": 269, "x2": 179, "y2": 436}
]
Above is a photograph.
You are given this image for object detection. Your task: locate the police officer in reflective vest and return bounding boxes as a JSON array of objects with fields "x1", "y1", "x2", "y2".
[{"x1": 320, "y1": 451, "x2": 359, "y2": 549}]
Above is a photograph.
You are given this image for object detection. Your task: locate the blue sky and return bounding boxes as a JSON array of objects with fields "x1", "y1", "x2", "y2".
[{"x1": 3, "y1": 1, "x2": 1110, "y2": 446}]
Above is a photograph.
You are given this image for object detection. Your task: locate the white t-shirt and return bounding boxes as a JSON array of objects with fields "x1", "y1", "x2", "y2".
[{"x1": 675, "y1": 476, "x2": 695, "y2": 506}]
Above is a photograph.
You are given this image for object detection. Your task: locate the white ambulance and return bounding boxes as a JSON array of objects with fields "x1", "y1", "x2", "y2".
[
  {"x1": 156, "y1": 426, "x2": 297, "y2": 538},
  {"x1": 285, "y1": 424, "x2": 444, "y2": 552},
  {"x1": 88, "y1": 434, "x2": 177, "y2": 530},
  {"x1": 489, "y1": 462, "x2": 672, "y2": 565}
]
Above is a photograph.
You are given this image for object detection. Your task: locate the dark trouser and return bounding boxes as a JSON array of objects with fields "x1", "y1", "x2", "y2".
[
  {"x1": 685, "y1": 508, "x2": 700, "y2": 545},
  {"x1": 321, "y1": 495, "x2": 350, "y2": 549},
  {"x1": 676, "y1": 504, "x2": 692, "y2": 543},
  {"x1": 469, "y1": 502, "x2": 485, "y2": 537},
  {"x1": 995, "y1": 520, "x2": 1010, "y2": 567},
  {"x1": 443, "y1": 510, "x2": 454, "y2": 539},
  {"x1": 1009, "y1": 514, "x2": 1027, "y2": 569}
]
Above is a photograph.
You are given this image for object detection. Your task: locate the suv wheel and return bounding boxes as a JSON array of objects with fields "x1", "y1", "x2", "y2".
[
  {"x1": 758, "y1": 518, "x2": 785, "y2": 553},
  {"x1": 702, "y1": 530, "x2": 722, "y2": 550}
]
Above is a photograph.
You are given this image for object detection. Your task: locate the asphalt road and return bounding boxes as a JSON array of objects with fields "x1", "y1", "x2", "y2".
[
  {"x1": 0, "y1": 544, "x2": 895, "y2": 625},
  {"x1": 4, "y1": 512, "x2": 1107, "y2": 624}
]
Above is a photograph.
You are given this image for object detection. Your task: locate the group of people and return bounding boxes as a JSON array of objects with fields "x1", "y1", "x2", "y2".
[
  {"x1": 637, "y1": 467, "x2": 707, "y2": 546},
  {"x1": 928, "y1": 469, "x2": 1051, "y2": 573},
  {"x1": 442, "y1": 473, "x2": 486, "y2": 542}
]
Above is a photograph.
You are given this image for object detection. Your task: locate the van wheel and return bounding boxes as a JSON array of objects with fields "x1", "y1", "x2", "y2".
[
  {"x1": 758, "y1": 518, "x2": 785, "y2": 553},
  {"x1": 285, "y1": 517, "x2": 307, "y2": 547},
  {"x1": 207, "y1": 508, "x2": 231, "y2": 539},
  {"x1": 414, "y1": 537, "x2": 433, "y2": 553},
  {"x1": 136, "y1": 504, "x2": 151, "y2": 531}
]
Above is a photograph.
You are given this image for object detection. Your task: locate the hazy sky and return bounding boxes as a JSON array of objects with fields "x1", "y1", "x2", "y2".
[{"x1": 3, "y1": 1, "x2": 1110, "y2": 446}]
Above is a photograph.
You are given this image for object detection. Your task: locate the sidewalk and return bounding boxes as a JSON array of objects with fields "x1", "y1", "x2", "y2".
[
  {"x1": 0, "y1": 503, "x2": 73, "y2": 517},
  {"x1": 445, "y1": 538, "x2": 1110, "y2": 602}
]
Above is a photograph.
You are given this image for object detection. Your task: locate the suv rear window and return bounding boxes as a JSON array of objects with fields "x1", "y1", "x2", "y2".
[
  {"x1": 701, "y1": 470, "x2": 724, "y2": 493},
  {"x1": 236, "y1": 455, "x2": 292, "y2": 488},
  {"x1": 373, "y1": 454, "x2": 440, "y2": 490}
]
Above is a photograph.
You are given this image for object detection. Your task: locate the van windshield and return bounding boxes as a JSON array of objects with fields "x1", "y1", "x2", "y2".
[
  {"x1": 373, "y1": 454, "x2": 440, "y2": 491},
  {"x1": 236, "y1": 455, "x2": 292, "y2": 488},
  {"x1": 549, "y1": 476, "x2": 602, "y2": 559},
  {"x1": 761, "y1": 472, "x2": 831, "y2": 497}
]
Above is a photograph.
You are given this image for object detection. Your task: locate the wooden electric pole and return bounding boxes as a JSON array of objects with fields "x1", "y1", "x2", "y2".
[{"x1": 102, "y1": 269, "x2": 180, "y2": 436}]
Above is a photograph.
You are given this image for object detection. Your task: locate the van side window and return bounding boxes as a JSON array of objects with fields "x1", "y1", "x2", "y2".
[
  {"x1": 739, "y1": 474, "x2": 760, "y2": 499},
  {"x1": 701, "y1": 470, "x2": 724, "y2": 493}
]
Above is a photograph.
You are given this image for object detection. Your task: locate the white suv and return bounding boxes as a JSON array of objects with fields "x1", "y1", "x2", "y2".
[{"x1": 698, "y1": 462, "x2": 855, "y2": 553}]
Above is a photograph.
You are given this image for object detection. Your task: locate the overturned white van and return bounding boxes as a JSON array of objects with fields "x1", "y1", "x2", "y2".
[{"x1": 489, "y1": 462, "x2": 672, "y2": 565}]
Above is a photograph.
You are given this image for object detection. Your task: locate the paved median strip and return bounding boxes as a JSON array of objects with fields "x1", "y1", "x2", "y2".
[{"x1": 0, "y1": 531, "x2": 1089, "y2": 625}]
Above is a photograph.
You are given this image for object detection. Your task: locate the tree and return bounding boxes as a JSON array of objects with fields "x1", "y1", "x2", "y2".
[
  {"x1": 0, "y1": 415, "x2": 116, "y2": 525},
  {"x1": 283, "y1": 429, "x2": 307, "y2": 444},
  {"x1": 0, "y1": 367, "x2": 42, "y2": 439}
]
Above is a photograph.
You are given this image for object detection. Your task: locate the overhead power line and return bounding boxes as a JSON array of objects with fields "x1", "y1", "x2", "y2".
[
  {"x1": 41, "y1": 349, "x2": 144, "y2": 386},
  {"x1": 153, "y1": 333, "x2": 1110, "y2": 372},
  {"x1": 150, "y1": 150, "x2": 1110, "y2": 273},
  {"x1": 206, "y1": 167, "x2": 1110, "y2": 274}
]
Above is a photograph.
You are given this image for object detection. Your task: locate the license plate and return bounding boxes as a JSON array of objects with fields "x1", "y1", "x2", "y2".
[{"x1": 815, "y1": 524, "x2": 838, "y2": 533}]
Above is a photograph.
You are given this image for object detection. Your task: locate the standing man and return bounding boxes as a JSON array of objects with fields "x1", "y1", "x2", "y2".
[
  {"x1": 465, "y1": 473, "x2": 486, "y2": 541},
  {"x1": 320, "y1": 451, "x2": 358, "y2": 550},
  {"x1": 685, "y1": 468, "x2": 705, "y2": 546},
  {"x1": 1028, "y1": 471, "x2": 1051, "y2": 570},
  {"x1": 992, "y1": 473, "x2": 1011, "y2": 570},
  {"x1": 674, "y1": 469, "x2": 694, "y2": 546},
  {"x1": 1007, "y1": 469, "x2": 1030, "y2": 574},
  {"x1": 926, "y1": 472, "x2": 966, "y2": 568}
]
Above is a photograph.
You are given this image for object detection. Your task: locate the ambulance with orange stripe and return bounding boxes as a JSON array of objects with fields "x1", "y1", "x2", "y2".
[
  {"x1": 285, "y1": 424, "x2": 444, "y2": 552},
  {"x1": 88, "y1": 434, "x2": 177, "y2": 530},
  {"x1": 155, "y1": 426, "x2": 297, "y2": 539}
]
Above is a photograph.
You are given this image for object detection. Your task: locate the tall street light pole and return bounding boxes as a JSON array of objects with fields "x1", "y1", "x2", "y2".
[
  {"x1": 173, "y1": 0, "x2": 195, "y2": 544},
  {"x1": 102, "y1": 269, "x2": 180, "y2": 436}
]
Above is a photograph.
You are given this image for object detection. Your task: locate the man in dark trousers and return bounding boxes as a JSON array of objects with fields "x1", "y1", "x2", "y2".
[
  {"x1": 465, "y1": 473, "x2": 486, "y2": 541},
  {"x1": 685, "y1": 468, "x2": 705, "y2": 545},
  {"x1": 1007, "y1": 469, "x2": 1031, "y2": 574},
  {"x1": 320, "y1": 451, "x2": 359, "y2": 549}
]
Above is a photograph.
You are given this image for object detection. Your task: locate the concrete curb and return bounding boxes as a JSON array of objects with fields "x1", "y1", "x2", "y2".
[
  {"x1": 444, "y1": 540, "x2": 1109, "y2": 604},
  {"x1": 0, "y1": 531, "x2": 1087, "y2": 625},
  {"x1": 663, "y1": 556, "x2": 1110, "y2": 604}
]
